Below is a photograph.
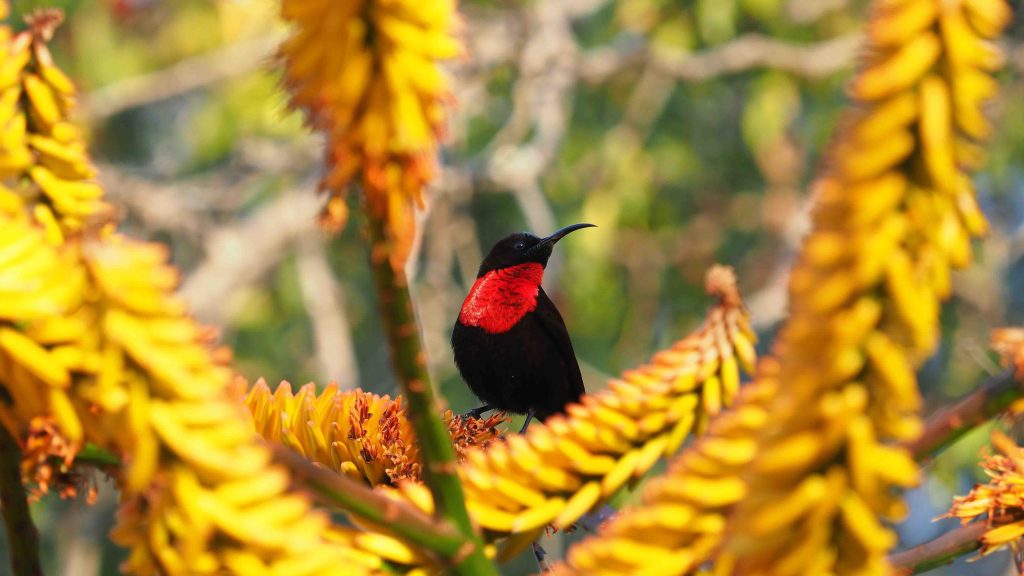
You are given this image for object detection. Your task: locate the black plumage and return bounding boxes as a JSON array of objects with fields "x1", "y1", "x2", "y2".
[{"x1": 451, "y1": 224, "x2": 594, "y2": 428}]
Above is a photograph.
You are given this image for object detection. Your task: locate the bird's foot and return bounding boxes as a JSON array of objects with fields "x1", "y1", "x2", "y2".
[
  {"x1": 532, "y1": 541, "x2": 551, "y2": 572},
  {"x1": 518, "y1": 410, "x2": 535, "y2": 434},
  {"x1": 464, "y1": 404, "x2": 493, "y2": 420}
]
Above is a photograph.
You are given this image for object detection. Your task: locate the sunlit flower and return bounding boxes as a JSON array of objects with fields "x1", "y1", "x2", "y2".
[
  {"x1": 0, "y1": 9, "x2": 110, "y2": 239},
  {"x1": 943, "y1": 431, "x2": 1024, "y2": 556},
  {"x1": 718, "y1": 1, "x2": 1013, "y2": 574},
  {"x1": 85, "y1": 236, "x2": 374, "y2": 575},
  {"x1": 280, "y1": 0, "x2": 461, "y2": 266},
  {"x1": 19, "y1": 415, "x2": 97, "y2": 503},
  {"x1": 556, "y1": 2, "x2": 1012, "y2": 574},
  {"x1": 0, "y1": 13, "x2": 384, "y2": 571},
  {"x1": 551, "y1": 374, "x2": 777, "y2": 575},
  {"x1": 993, "y1": 327, "x2": 1024, "y2": 379},
  {"x1": 244, "y1": 379, "x2": 506, "y2": 486}
]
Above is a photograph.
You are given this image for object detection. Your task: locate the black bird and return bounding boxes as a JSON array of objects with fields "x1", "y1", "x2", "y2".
[{"x1": 452, "y1": 223, "x2": 595, "y2": 432}]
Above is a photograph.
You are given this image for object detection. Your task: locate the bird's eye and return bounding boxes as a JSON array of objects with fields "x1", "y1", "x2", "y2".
[{"x1": 514, "y1": 242, "x2": 526, "y2": 251}]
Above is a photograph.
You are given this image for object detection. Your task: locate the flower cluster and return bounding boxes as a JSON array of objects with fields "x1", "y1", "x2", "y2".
[
  {"x1": 243, "y1": 379, "x2": 506, "y2": 486},
  {"x1": 550, "y1": 1, "x2": 1012, "y2": 574},
  {"x1": 721, "y1": 0, "x2": 1012, "y2": 573},
  {"x1": 551, "y1": 374, "x2": 777, "y2": 575},
  {"x1": 0, "y1": 9, "x2": 110, "y2": 237},
  {"x1": 0, "y1": 213, "x2": 85, "y2": 453},
  {"x1": 993, "y1": 328, "x2": 1024, "y2": 380},
  {"x1": 19, "y1": 415, "x2": 97, "y2": 502},
  {"x1": 0, "y1": 10, "x2": 380, "y2": 574},
  {"x1": 279, "y1": 0, "x2": 460, "y2": 267},
  {"x1": 944, "y1": 431, "x2": 1024, "y2": 557},
  {"x1": 237, "y1": 266, "x2": 754, "y2": 570}
]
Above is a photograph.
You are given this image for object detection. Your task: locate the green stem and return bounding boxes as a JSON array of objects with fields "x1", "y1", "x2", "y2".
[
  {"x1": 272, "y1": 446, "x2": 466, "y2": 562},
  {"x1": 0, "y1": 425, "x2": 42, "y2": 576},
  {"x1": 363, "y1": 207, "x2": 497, "y2": 576},
  {"x1": 888, "y1": 521, "x2": 988, "y2": 574},
  {"x1": 75, "y1": 443, "x2": 121, "y2": 467},
  {"x1": 906, "y1": 369, "x2": 1020, "y2": 462}
]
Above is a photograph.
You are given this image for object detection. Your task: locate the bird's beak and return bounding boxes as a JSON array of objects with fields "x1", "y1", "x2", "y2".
[{"x1": 531, "y1": 223, "x2": 596, "y2": 254}]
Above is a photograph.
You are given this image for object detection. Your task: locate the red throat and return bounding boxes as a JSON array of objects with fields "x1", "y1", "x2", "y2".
[{"x1": 458, "y1": 263, "x2": 545, "y2": 334}]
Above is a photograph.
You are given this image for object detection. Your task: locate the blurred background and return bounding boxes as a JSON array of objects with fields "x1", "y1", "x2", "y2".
[{"x1": 1, "y1": 0, "x2": 1023, "y2": 573}]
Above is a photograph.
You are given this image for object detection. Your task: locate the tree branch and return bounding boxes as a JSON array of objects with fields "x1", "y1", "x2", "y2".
[
  {"x1": 178, "y1": 188, "x2": 324, "y2": 322},
  {"x1": 0, "y1": 425, "x2": 42, "y2": 576},
  {"x1": 296, "y1": 233, "x2": 360, "y2": 386},
  {"x1": 888, "y1": 521, "x2": 988, "y2": 575},
  {"x1": 579, "y1": 33, "x2": 861, "y2": 84},
  {"x1": 905, "y1": 369, "x2": 1020, "y2": 462},
  {"x1": 363, "y1": 208, "x2": 497, "y2": 576},
  {"x1": 79, "y1": 33, "x2": 283, "y2": 120}
]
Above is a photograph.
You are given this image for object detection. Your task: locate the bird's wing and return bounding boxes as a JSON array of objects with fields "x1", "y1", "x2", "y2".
[{"x1": 535, "y1": 288, "x2": 586, "y2": 400}]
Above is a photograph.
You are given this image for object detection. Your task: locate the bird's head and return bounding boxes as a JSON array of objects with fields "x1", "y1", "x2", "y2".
[{"x1": 477, "y1": 223, "x2": 596, "y2": 276}]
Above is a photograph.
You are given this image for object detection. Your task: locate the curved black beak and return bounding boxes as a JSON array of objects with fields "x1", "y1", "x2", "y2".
[{"x1": 530, "y1": 223, "x2": 596, "y2": 255}]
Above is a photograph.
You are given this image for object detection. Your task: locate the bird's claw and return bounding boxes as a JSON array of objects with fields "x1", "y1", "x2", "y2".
[
  {"x1": 518, "y1": 410, "x2": 535, "y2": 434},
  {"x1": 464, "y1": 405, "x2": 493, "y2": 420}
]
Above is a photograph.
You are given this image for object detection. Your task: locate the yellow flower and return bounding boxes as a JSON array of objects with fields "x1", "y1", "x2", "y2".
[
  {"x1": 0, "y1": 12, "x2": 385, "y2": 572},
  {"x1": 280, "y1": 0, "x2": 460, "y2": 266},
  {"x1": 19, "y1": 415, "x2": 97, "y2": 503},
  {"x1": 551, "y1": 374, "x2": 777, "y2": 575},
  {"x1": 553, "y1": 1, "x2": 1013, "y2": 574},
  {"x1": 944, "y1": 430, "x2": 1024, "y2": 556},
  {"x1": 0, "y1": 212, "x2": 86, "y2": 444},
  {"x1": 993, "y1": 327, "x2": 1024, "y2": 379},
  {"x1": 720, "y1": 1, "x2": 1013, "y2": 574},
  {"x1": 84, "y1": 236, "x2": 372, "y2": 575},
  {"x1": 0, "y1": 10, "x2": 110, "y2": 239},
  {"x1": 243, "y1": 379, "x2": 506, "y2": 486}
]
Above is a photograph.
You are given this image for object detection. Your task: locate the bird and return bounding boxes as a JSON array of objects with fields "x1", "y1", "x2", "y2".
[{"x1": 451, "y1": 223, "x2": 595, "y2": 432}]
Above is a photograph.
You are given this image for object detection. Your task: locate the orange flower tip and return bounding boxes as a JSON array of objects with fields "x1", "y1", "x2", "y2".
[
  {"x1": 226, "y1": 376, "x2": 249, "y2": 401},
  {"x1": 316, "y1": 216, "x2": 343, "y2": 232},
  {"x1": 705, "y1": 265, "x2": 741, "y2": 306},
  {"x1": 25, "y1": 8, "x2": 64, "y2": 41},
  {"x1": 211, "y1": 346, "x2": 233, "y2": 364}
]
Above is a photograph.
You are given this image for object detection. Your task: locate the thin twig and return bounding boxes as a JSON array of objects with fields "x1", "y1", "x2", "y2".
[
  {"x1": 0, "y1": 425, "x2": 42, "y2": 576},
  {"x1": 79, "y1": 33, "x2": 284, "y2": 120},
  {"x1": 364, "y1": 207, "x2": 498, "y2": 576},
  {"x1": 178, "y1": 188, "x2": 324, "y2": 322},
  {"x1": 905, "y1": 369, "x2": 1020, "y2": 462},
  {"x1": 888, "y1": 522, "x2": 988, "y2": 575},
  {"x1": 579, "y1": 33, "x2": 862, "y2": 83},
  {"x1": 533, "y1": 541, "x2": 554, "y2": 573},
  {"x1": 296, "y1": 233, "x2": 360, "y2": 386}
]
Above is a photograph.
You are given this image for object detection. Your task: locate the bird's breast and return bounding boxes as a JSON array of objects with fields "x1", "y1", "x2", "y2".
[{"x1": 458, "y1": 263, "x2": 544, "y2": 334}]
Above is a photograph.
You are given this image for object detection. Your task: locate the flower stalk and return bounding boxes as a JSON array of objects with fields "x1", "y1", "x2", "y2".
[
  {"x1": 0, "y1": 424, "x2": 42, "y2": 576},
  {"x1": 272, "y1": 445, "x2": 470, "y2": 565},
  {"x1": 365, "y1": 208, "x2": 497, "y2": 576},
  {"x1": 907, "y1": 367, "x2": 1020, "y2": 462},
  {"x1": 888, "y1": 521, "x2": 988, "y2": 575}
]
